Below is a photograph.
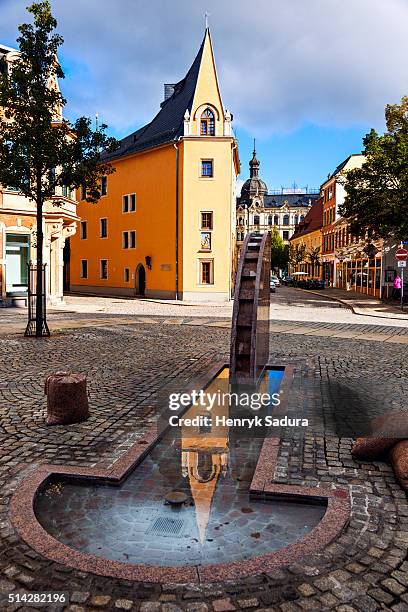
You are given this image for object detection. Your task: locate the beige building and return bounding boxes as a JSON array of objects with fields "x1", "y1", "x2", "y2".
[
  {"x1": 236, "y1": 148, "x2": 320, "y2": 246},
  {"x1": 0, "y1": 43, "x2": 78, "y2": 306}
]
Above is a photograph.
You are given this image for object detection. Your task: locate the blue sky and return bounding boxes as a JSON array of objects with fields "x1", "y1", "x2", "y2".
[{"x1": 1, "y1": 0, "x2": 408, "y2": 192}]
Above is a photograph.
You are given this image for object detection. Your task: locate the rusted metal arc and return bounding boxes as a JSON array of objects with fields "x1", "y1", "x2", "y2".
[
  {"x1": 251, "y1": 233, "x2": 270, "y2": 382},
  {"x1": 229, "y1": 233, "x2": 251, "y2": 379},
  {"x1": 229, "y1": 232, "x2": 271, "y2": 386}
]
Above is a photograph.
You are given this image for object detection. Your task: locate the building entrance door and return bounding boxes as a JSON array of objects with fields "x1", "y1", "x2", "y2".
[{"x1": 135, "y1": 264, "x2": 146, "y2": 296}]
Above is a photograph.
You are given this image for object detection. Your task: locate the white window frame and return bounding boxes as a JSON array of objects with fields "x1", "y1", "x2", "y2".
[
  {"x1": 101, "y1": 176, "x2": 108, "y2": 197},
  {"x1": 123, "y1": 193, "x2": 136, "y2": 213},
  {"x1": 80, "y1": 259, "x2": 88, "y2": 279},
  {"x1": 100, "y1": 259, "x2": 108, "y2": 279},
  {"x1": 100, "y1": 217, "x2": 108, "y2": 238},
  {"x1": 122, "y1": 230, "x2": 136, "y2": 249},
  {"x1": 80, "y1": 220, "x2": 87, "y2": 240}
]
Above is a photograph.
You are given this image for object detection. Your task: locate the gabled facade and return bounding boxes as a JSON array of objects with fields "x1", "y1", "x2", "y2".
[
  {"x1": 320, "y1": 154, "x2": 365, "y2": 286},
  {"x1": 0, "y1": 44, "x2": 78, "y2": 305},
  {"x1": 70, "y1": 29, "x2": 240, "y2": 301}
]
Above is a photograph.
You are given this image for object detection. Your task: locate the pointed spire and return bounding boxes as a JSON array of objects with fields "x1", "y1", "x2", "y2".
[{"x1": 249, "y1": 138, "x2": 260, "y2": 178}]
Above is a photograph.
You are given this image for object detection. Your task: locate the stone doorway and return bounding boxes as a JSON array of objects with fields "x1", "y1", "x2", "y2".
[{"x1": 135, "y1": 263, "x2": 146, "y2": 296}]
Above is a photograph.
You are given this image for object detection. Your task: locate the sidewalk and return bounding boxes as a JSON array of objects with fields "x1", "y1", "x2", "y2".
[{"x1": 300, "y1": 286, "x2": 408, "y2": 320}]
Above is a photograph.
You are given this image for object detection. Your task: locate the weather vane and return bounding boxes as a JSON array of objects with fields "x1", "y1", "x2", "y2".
[{"x1": 204, "y1": 11, "x2": 210, "y2": 29}]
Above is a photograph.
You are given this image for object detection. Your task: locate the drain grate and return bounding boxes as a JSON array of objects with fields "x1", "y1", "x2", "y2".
[{"x1": 147, "y1": 516, "x2": 184, "y2": 537}]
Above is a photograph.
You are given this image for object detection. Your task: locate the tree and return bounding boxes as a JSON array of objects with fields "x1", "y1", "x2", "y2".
[
  {"x1": 270, "y1": 225, "x2": 289, "y2": 271},
  {"x1": 289, "y1": 243, "x2": 306, "y2": 269},
  {"x1": 0, "y1": 1, "x2": 118, "y2": 336},
  {"x1": 307, "y1": 246, "x2": 321, "y2": 277},
  {"x1": 341, "y1": 96, "x2": 408, "y2": 242}
]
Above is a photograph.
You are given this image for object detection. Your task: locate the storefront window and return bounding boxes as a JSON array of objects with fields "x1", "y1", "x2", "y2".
[{"x1": 5, "y1": 234, "x2": 30, "y2": 295}]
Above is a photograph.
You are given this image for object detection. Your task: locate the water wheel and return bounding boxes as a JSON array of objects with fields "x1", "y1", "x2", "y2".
[{"x1": 229, "y1": 232, "x2": 271, "y2": 386}]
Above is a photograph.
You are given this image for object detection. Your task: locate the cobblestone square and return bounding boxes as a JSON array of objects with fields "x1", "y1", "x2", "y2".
[{"x1": 0, "y1": 289, "x2": 407, "y2": 611}]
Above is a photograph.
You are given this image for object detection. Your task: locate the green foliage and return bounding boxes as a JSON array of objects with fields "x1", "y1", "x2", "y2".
[
  {"x1": 289, "y1": 242, "x2": 306, "y2": 266},
  {"x1": 307, "y1": 246, "x2": 320, "y2": 276},
  {"x1": 341, "y1": 96, "x2": 408, "y2": 241},
  {"x1": 270, "y1": 225, "x2": 289, "y2": 270},
  {"x1": 0, "y1": 1, "x2": 118, "y2": 205},
  {"x1": 0, "y1": 1, "x2": 118, "y2": 335}
]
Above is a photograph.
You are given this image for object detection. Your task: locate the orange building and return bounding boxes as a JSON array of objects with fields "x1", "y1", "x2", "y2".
[
  {"x1": 289, "y1": 198, "x2": 323, "y2": 278},
  {"x1": 70, "y1": 29, "x2": 240, "y2": 301},
  {"x1": 321, "y1": 154, "x2": 364, "y2": 286}
]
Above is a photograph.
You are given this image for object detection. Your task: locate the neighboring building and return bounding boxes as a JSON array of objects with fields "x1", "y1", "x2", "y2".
[
  {"x1": 70, "y1": 29, "x2": 240, "y2": 302},
  {"x1": 289, "y1": 198, "x2": 323, "y2": 277},
  {"x1": 334, "y1": 216, "x2": 383, "y2": 298},
  {"x1": 320, "y1": 154, "x2": 365, "y2": 287},
  {"x1": 320, "y1": 153, "x2": 386, "y2": 298},
  {"x1": 236, "y1": 146, "x2": 320, "y2": 246},
  {"x1": 0, "y1": 44, "x2": 78, "y2": 305}
]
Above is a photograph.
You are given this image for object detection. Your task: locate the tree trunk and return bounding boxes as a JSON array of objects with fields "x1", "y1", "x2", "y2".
[{"x1": 35, "y1": 178, "x2": 44, "y2": 337}]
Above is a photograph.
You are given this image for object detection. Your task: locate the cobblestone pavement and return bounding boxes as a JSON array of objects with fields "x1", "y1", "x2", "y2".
[
  {"x1": 301, "y1": 287, "x2": 408, "y2": 321},
  {"x1": 0, "y1": 313, "x2": 408, "y2": 611},
  {"x1": 2, "y1": 287, "x2": 408, "y2": 329}
]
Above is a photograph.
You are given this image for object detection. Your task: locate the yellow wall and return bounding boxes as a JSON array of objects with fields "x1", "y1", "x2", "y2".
[
  {"x1": 180, "y1": 30, "x2": 235, "y2": 300},
  {"x1": 290, "y1": 228, "x2": 322, "y2": 277},
  {"x1": 70, "y1": 144, "x2": 179, "y2": 298},
  {"x1": 181, "y1": 138, "x2": 234, "y2": 299},
  {"x1": 190, "y1": 31, "x2": 224, "y2": 137}
]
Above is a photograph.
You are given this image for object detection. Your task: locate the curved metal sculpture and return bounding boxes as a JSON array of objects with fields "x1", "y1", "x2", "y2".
[{"x1": 230, "y1": 232, "x2": 271, "y2": 386}]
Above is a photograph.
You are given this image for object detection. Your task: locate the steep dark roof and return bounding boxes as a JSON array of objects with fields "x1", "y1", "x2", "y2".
[
  {"x1": 237, "y1": 192, "x2": 320, "y2": 209},
  {"x1": 325, "y1": 154, "x2": 364, "y2": 182},
  {"x1": 102, "y1": 34, "x2": 206, "y2": 161},
  {"x1": 328, "y1": 155, "x2": 352, "y2": 179},
  {"x1": 264, "y1": 193, "x2": 320, "y2": 208},
  {"x1": 290, "y1": 197, "x2": 323, "y2": 240}
]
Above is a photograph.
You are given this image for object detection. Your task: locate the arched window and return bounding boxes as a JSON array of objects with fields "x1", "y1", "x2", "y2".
[
  {"x1": 268, "y1": 215, "x2": 273, "y2": 225},
  {"x1": 294, "y1": 215, "x2": 299, "y2": 225},
  {"x1": 200, "y1": 108, "x2": 215, "y2": 136},
  {"x1": 274, "y1": 215, "x2": 279, "y2": 225},
  {"x1": 253, "y1": 215, "x2": 260, "y2": 225},
  {"x1": 300, "y1": 215, "x2": 305, "y2": 222},
  {"x1": 238, "y1": 217, "x2": 243, "y2": 225},
  {"x1": 283, "y1": 214, "x2": 289, "y2": 226}
]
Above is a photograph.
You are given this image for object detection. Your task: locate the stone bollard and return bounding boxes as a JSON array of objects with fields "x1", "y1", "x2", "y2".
[
  {"x1": 390, "y1": 440, "x2": 408, "y2": 492},
  {"x1": 45, "y1": 371, "x2": 89, "y2": 425}
]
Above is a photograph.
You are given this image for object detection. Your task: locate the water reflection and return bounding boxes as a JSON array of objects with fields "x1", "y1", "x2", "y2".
[{"x1": 35, "y1": 368, "x2": 326, "y2": 567}]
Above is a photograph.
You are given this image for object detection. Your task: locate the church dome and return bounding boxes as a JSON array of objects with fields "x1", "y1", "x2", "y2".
[
  {"x1": 240, "y1": 142, "x2": 268, "y2": 200},
  {"x1": 241, "y1": 177, "x2": 268, "y2": 198}
]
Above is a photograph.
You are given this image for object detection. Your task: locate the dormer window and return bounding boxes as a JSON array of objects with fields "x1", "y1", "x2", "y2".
[{"x1": 200, "y1": 108, "x2": 215, "y2": 136}]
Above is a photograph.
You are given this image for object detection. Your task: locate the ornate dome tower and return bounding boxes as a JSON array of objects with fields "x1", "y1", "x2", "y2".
[{"x1": 240, "y1": 140, "x2": 268, "y2": 205}]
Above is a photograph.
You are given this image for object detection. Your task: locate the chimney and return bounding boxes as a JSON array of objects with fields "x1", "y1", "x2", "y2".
[{"x1": 164, "y1": 83, "x2": 175, "y2": 101}]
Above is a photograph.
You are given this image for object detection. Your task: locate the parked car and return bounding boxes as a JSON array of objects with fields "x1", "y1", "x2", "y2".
[
  {"x1": 271, "y1": 274, "x2": 280, "y2": 287},
  {"x1": 282, "y1": 275, "x2": 294, "y2": 286},
  {"x1": 270, "y1": 280, "x2": 276, "y2": 293},
  {"x1": 297, "y1": 278, "x2": 325, "y2": 290}
]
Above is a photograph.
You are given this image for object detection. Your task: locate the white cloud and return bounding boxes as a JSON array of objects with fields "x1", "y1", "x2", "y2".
[{"x1": 1, "y1": 0, "x2": 408, "y2": 137}]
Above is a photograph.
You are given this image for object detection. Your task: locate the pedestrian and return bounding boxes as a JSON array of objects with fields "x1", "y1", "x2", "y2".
[{"x1": 393, "y1": 274, "x2": 402, "y2": 300}]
